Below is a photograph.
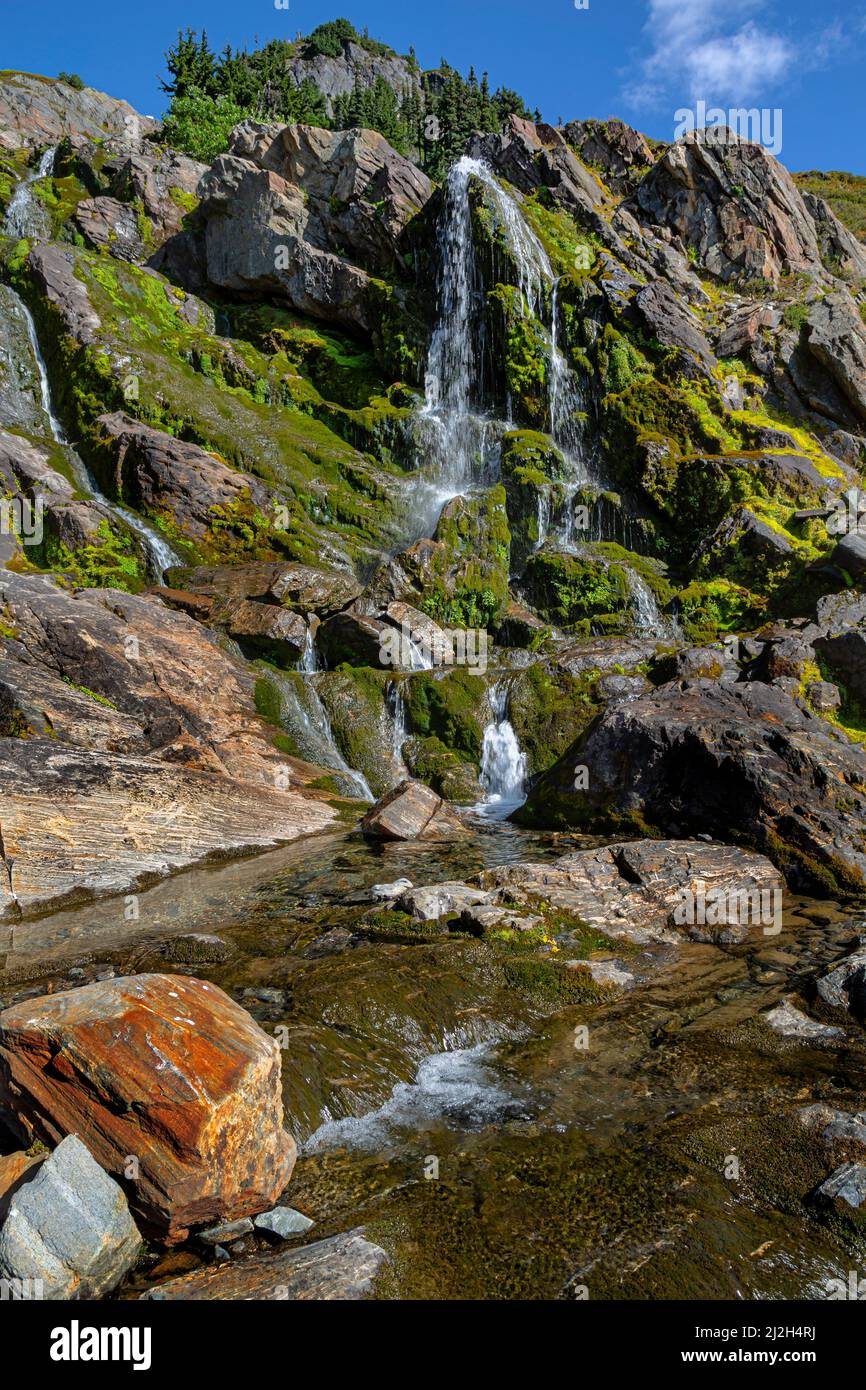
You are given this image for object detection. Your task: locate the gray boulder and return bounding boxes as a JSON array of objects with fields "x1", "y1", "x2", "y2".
[{"x1": 0, "y1": 1135, "x2": 141, "y2": 1299}]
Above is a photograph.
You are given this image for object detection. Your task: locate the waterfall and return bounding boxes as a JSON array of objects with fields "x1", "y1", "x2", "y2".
[
  {"x1": 3, "y1": 147, "x2": 55, "y2": 240},
  {"x1": 626, "y1": 569, "x2": 679, "y2": 641},
  {"x1": 298, "y1": 627, "x2": 320, "y2": 673},
  {"x1": 266, "y1": 669, "x2": 374, "y2": 801},
  {"x1": 2, "y1": 153, "x2": 182, "y2": 583},
  {"x1": 5, "y1": 290, "x2": 181, "y2": 582},
  {"x1": 477, "y1": 680, "x2": 527, "y2": 817},
  {"x1": 388, "y1": 680, "x2": 408, "y2": 760}
]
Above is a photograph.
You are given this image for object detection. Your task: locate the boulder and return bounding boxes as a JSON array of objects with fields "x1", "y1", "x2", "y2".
[
  {"x1": 254, "y1": 1206, "x2": 314, "y2": 1239},
  {"x1": 361, "y1": 780, "x2": 468, "y2": 841},
  {"x1": 395, "y1": 881, "x2": 490, "y2": 921},
  {"x1": 520, "y1": 679, "x2": 866, "y2": 896},
  {"x1": 73, "y1": 195, "x2": 148, "y2": 261},
  {"x1": 0, "y1": 975, "x2": 297, "y2": 1244},
  {"x1": 815, "y1": 1163, "x2": 866, "y2": 1225},
  {"x1": 224, "y1": 600, "x2": 308, "y2": 666},
  {"x1": 815, "y1": 948, "x2": 866, "y2": 1019},
  {"x1": 764, "y1": 999, "x2": 843, "y2": 1041},
  {"x1": 142, "y1": 1228, "x2": 387, "y2": 1300},
  {"x1": 317, "y1": 610, "x2": 390, "y2": 668},
  {"x1": 480, "y1": 839, "x2": 782, "y2": 945},
  {"x1": 0, "y1": 1135, "x2": 141, "y2": 1299}
]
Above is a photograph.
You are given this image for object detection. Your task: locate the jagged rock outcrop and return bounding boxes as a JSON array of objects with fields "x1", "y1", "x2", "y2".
[
  {"x1": 198, "y1": 122, "x2": 432, "y2": 333},
  {"x1": 561, "y1": 118, "x2": 657, "y2": 196},
  {"x1": 803, "y1": 293, "x2": 866, "y2": 425},
  {"x1": 632, "y1": 127, "x2": 866, "y2": 285},
  {"x1": 0, "y1": 73, "x2": 157, "y2": 151},
  {"x1": 0, "y1": 975, "x2": 296, "y2": 1243},
  {"x1": 287, "y1": 39, "x2": 421, "y2": 118}
]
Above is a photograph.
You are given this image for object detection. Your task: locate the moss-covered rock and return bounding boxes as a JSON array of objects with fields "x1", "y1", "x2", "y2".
[
  {"x1": 403, "y1": 669, "x2": 488, "y2": 763},
  {"x1": 403, "y1": 734, "x2": 483, "y2": 803}
]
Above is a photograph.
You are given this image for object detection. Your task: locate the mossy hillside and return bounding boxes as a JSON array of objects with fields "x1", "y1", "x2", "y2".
[
  {"x1": 31, "y1": 169, "x2": 91, "y2": 239},
  {"x1": 413, "y1": 486, "x2": 511, "y2": 628},
  {"x1": 486, "y1": 282, "x2": 550, "y2": 428},
  {"x1": 693, "y1": 502, "x2": 835, "y2": 620},
  {"x1": 500, "y1": 428, "x2": 570, "y2": 566},
  {"x1": 522, "y1": 542, "x2": 672, "y2": 634},
  {"x1": 403, "y1": 734, "x2": 483, "y2": 803},
  {"x1": 675, "y1": 578, "x2": 767, "y2": 644},
  {"x1": 403, "y1": 669, "x2": 487, "y2": 763},
  {"x1": 0, "y1": 149, "x2": 33, "y2": 217},
  {"x1": 507, "y1": 660, "x2": 603, "y2": 776},
  {"x1": 14, "y1": 246, "x2": 413, "y2": 567}
]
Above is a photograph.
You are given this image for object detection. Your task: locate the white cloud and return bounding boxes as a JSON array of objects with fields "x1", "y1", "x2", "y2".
[{"x1": 624, "y1": 0, "x2": 821, "y2": 109}]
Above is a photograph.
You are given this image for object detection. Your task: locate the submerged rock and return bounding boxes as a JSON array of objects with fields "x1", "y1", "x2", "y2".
[
  {"x1": 815, "y1": 1163, "x2": 866, "y2": 1225},
  {"x1": 764, "y1": 998, "x2": 844, "y2": 1041},
  {"x1": 0, "y1": 975, "x2": 296, "y2": 1244},
  {"x1": 254, "y1": 1207, "x2": 314, "y2": 1239},
  {"x1": 142, "y1": 1228, "x2": 388, "y2": 1300},
  {"x1": 815, "y1": 948, "x2": 866, "y2": 1018},
  {"x1": 361, "y1": 780, "x2": 468, "y2": 841},
  {"x1": 0, "y1": 1135, "x2": 141, "y2": 1299}
]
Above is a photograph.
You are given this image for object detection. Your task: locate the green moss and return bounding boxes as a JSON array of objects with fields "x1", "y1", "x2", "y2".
[
  {"x1": 33, "y1": 519, "x2": 144, "y2": 591},
  {"x1": 501, "y1": 957, "x2": 612, "y2": 1003},
  {"x1": 404, "y1": 669, "x2": 487, "y2": 762}
]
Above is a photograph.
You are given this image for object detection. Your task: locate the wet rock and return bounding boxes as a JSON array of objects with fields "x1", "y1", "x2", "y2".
[
  {"x1": 0, "y1": 1135, "x2": 141, "y2": 1299},
  {"x1": 396, "y1": 882, "x2": 490, "y2": 922},
  {"x1": 521, "y1": 679, "x2": 866, "y2": 896},
  {"x1": 457, "y1": 903, "x2": 544, "y2": 936},
  {"x1": 577, "y1": 959, "x2": 637, "y2": 990},
  {"x1": 815, "y1": 948, "x2": 866, "y2": 1019},
  {"x1": 142, "y1": 1228, "x2": 388, "y2": 1301},
  {"x1": 370, "y1": 878, "x2": 413, "y2": 900},
  {"x1": 0, "y1": 975, "x2": 297, "y2": 1244},
  {"x1": 161, "y1": 934, "x2": 230, "y2": 965},
  {"x1": 797, "y1": 1105, "x2": 866, "y2": 1164},
  {"x1": 224, "y1": 600, "x2": 308, "y2": 667},
  {"x1": 197, "y1": 1218, "x2": 254, "y2": 1247},
  {"x1": 815, "y1": 1163, "x2": 866, "y2": 1225},
  {"x1": 93, "y1": 412, "x2": 272, "y2": 546},
  {"x1": 482, "y1": 839, "x2": 782, "y2": 945},
  {"x1": 254, "y1": 1207, "x2": 314, "y2": 1239},
  {"x1": 317, "y1": 610, "x2": 390, "y2": 668},
  {"x1": 0, "y1": 736, "x2": 334, "y2": 921},
  {"x1": 764, "y1": 998, "x2": 843, "y2": 1041},
  {"x1": 300, "y1": 928, "x2": 360, "y2": 958},
  {"x1": 361, "y1": 779, "x2": 469, "y2": 842}
]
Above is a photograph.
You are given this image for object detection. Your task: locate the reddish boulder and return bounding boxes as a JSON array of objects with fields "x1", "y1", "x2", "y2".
[{"x1": 0, "y1": 975, "x2": 296, "y2": 1244}]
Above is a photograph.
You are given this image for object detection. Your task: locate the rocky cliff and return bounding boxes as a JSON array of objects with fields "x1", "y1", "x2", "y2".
[{"x1": 0, "y1": 66, "x2": 865, "y2": 915}]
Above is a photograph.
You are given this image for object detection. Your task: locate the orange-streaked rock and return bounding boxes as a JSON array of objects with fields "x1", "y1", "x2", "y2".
[{"x1": 0, "y1": 975, "x2": 296, "y2": 1244}]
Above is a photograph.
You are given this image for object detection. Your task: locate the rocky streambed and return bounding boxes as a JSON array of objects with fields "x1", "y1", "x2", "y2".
[{"x1": 2, "y1": 816, "x2": 865, "y2": 1300}]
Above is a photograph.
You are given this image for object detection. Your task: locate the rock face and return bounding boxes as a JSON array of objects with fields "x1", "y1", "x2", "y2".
[
  {"x1": 481, "y1": 839, "x2": 783, "y2": 945},
  {"x1": 287, "y1": 39, "x2": 421, "y2": 118},
  {"x1": 632, "y1": 127, "x2": 866, "y2": 284},
  {"x1": 521, "y1": 679, "x2": 866, "y2": 896},
  {"x1": 361, "y1": 779, "x2": 468, "y2": 841},
  {"x1": 198, "y1": 122, "x2": 432, "y2": 333},
  {"x1": 0, "y1": 975, "x2": 296, "y2": 1244},
  {"x1": 143, "y1": 1228, "x2": 388, "y2": 1300},
  {"x1": 0, "y1": 73, "x2": 157, "y2": 151},
  {"x1": 804, "y1": 293, "x2": 866, "y2": 426},
  {"x1": 561, "y1": 118, "x2": 656, "y2": 196},
  {"x1": 0, "y1": 1135, "x2": 141, "y2": 1299}
]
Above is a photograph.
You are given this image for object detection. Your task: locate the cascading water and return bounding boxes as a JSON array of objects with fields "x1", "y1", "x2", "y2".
[
  {"x1": 265, "y1": 669, "x2": 374, "y2": 801},
  {"x1": 412, "y1": 156, "x2": 590, "y2": 544},
  {"x1": 299, "y1": 627, "x2": 320, "y2": 673},
  {"x1": 626, "y1": 569, "x2": 679, "y2": 641},
  {"x1": 2, "y1": 154, "x2": 183, "y2": 583},
  {"x1": 476, "y1": 680, "x2": 527, "y2": 818},
  {"x1": 388, "y1": 680, "x2": 408, "y2": 761},
  {"x1": 3, "y1": 147, "x2": 55, "y2": 240}
]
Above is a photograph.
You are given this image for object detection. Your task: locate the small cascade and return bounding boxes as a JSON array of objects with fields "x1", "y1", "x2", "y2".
[
  {"x1": 477, "y1": 680, "x2": 527, "y2": 818},
  {"x1": 534, "y1": 490, "x2": 551, "y2": 550},
  {"x1": 3, "y1": 159, "x2": 182, "y2": 583},
  {"x1": 388, "y1": 680, "x2": 408, "y2": 761},
  {"x1": 267, "y1": 670, "x2": 374, "y2": 801},
  {"x1": 3, "y1": 147, "x2": 55, "y2": 240},
  {"x1": 298, "y1": 627, "x2": 320, "y2": 673},
  {"x1": 626, "y1": 569, "x2": 679, "y2": 641}
]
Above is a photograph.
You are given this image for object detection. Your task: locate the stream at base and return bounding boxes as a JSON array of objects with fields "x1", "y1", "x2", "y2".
[{"x1": 2, "y1": 819, "x2": 865, "y2": 1300}]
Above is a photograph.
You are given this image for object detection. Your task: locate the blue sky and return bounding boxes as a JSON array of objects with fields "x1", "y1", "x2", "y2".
[{"x1": 3, "y1": 0, "x2": 865, "y2": 172}]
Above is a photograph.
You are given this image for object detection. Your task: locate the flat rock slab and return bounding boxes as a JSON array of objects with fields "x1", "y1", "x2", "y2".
[
  {"x1": 0, "y1": 1135, "x2": 141, "y2": 1299},
  {"x1": 481, "y1": 839, "x2": 782, "y2": 945},
  {"x1": 142, "y1": 1228, "x2": 387, "y2": 1301},
  {"x1": 0, "y1": 737, "x2": 334, "y2": 921},
  {"x1": 0, "y1": 975, "x2": 296, "y2": 1244},
  {"x1": 361, "y1": 780, "x2": 468, "y2": 841}
]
